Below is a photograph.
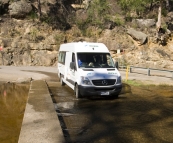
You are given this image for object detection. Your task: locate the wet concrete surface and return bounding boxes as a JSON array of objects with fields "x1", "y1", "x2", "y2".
[
  {"x1": 0, "y1": 83, "x2": 29, "y2": 143},
  {"x1": 18, "y1": 80, "x2": 65, "y2": 143},
  {"x1": 47, "y1": 81, "x2": 173, "y2": 143},
  {"x1": 0, "y1": 71, "x2": 59, "y2": 143}
]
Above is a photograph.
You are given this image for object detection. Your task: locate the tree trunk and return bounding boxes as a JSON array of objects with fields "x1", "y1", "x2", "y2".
[
  {"x1": 156, "y1": 6, "x2": 161, "y2": 31},
  {"x1": 38, "y1": 0, "x2": 41, "y2": 19},
  {"x1": 156, "y1": 1, "x2": 162, "y2": 38}
]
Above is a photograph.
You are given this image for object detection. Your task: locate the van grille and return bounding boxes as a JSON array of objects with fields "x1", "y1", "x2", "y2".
[
  {"x1": 92, "y1": 79, "x2": 116, "y2": 86},
  {"x1": 94, "y1": 88, "x2": 115, "y2": 91}
]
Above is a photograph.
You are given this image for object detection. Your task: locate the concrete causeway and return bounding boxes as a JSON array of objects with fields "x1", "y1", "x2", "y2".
[{"x1": 18, "y1": 80, "x2": 65, "y2": 143}]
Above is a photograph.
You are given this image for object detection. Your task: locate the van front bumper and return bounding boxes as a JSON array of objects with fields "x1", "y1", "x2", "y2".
[{"x1": 78, "y1": 84, "x2": 122, "y2": 97}]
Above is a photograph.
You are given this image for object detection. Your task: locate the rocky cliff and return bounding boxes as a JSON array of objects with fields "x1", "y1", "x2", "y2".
[{"x1": 0, "y1": 0, "x2": 173, "y2": 69}]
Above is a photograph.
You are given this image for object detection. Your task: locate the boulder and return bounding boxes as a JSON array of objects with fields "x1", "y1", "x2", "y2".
[
  {"x1": 132, "y1": 19, "x2": 156, "y2": 28},
  {"x1": 127, "y1": 28, "x2": 148, "y2": 45},
  {"x1": 0, "y1": 0, "x2": 9, "y2": 5},
  {"x1": 167, "y1": 12, "x2": 173, "y2": 20},
  {"x1": 9, "y1": 1, "x2": 32, "y2": 18}
]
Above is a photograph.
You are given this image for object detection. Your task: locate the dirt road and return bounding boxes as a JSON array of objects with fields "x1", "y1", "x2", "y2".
[{"x1": 0, "y1": 66, "x2": 173, "y2": 85}]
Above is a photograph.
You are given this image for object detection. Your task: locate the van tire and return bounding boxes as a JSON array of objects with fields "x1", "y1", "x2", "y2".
[
  {"x1": 60, "y1": 75, "x2": 65, "y2": 86},
  {"x1": 75, "y1": 84, "x2": 82, "y2": 98},
  {"x1": 115, "y1": 94, "x2": 119, "y2": 98}
]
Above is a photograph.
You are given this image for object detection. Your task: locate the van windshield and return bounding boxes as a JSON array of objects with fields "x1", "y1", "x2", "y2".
[{"x1": 77, "y1": 53, "x2": 115, "y2": 68}]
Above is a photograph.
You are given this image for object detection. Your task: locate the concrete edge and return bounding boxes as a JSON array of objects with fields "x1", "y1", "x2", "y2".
[{"x1": 18, "y1": 80, "x2": 65, "y2": 143}]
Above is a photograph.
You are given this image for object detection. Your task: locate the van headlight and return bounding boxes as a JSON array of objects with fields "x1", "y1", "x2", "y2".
[
  {"x1": 81, "y1": 76, "x2": 92, "y2": 85},
  {"x1": 117, "y1": 76, "x2": 121, "y2": 84}
]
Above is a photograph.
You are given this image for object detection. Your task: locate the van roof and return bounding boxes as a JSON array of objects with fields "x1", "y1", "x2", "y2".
[{"x1": 59, "y1": 42, "x2": 109, "y2": 53}]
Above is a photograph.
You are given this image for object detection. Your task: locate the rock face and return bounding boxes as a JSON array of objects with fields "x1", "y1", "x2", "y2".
[
  {"x1": 0, "y1": 16, "x2": 173, "y2": 69},
  {"x1": 0, "y1": 0, "x2": 173, "y2": 70},
  {"x1": 9, "y1": 1, "x2": 32, "y2": 17},
  {"x1": 0, "y1": 18, "x2": 58, "y2": 66}
]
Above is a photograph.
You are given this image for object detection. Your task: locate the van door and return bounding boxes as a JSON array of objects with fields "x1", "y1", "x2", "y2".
[
  {"x1": 65, "y1": 52, "x2": 76, "y2": 89},
  {"x1": 58, "y1": 51, "x2": 66, "y2": 79},
  {"x1": 70, "y1": 53, "x2": 77, "y2": 86}
]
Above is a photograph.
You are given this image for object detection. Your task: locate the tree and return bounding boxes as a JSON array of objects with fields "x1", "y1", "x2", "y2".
[
  {"x1": 87, "y1": 0, "x2": 110, "y2": 27},
  {"x1": 156, "y1": 1, "x2": 162, "y2": 31},
  {"x1": 118, "y1": 0, "x2": 147, "y2": 17},
  {"x1": 118, "y1": 0, "x2": 171, "y2": 28}
]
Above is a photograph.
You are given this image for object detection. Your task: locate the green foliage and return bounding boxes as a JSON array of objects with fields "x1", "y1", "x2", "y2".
[
  {"x1": 109, "y1": 15, "x2": 125, "y2": 26},
  {"x1": 30, "y1": 28, "x2": 38, "y2": 42},
  {"x1": 117, "y1": 0, "x2": 165, "y2": 18},
  {"x1": 162, "y1": 7, "x2": 168, "y2": 17},
  {"x1": 40, "y1": 15, "x2": 53, "y2": 25},
  {"x1": 76, "y1": 19, "x2": 89, "y2": 36},
  {"x1": 162, "y1": 23, "x2": 168, "y2": 32},
  {"x1": 54, "y1": 33, "x2": 65, "y2": 48},
  {"x1": 118, "y1": 0, "x2": 145, "y2": 13},
  {"x1": 28, "y1": 10, "x2": 38, "y2": 20},
  {"x1": 76, "y1": 0, "x2": 111, "y2": 32},
  {"x1": 123, "y1": 80, "x2": 165, "y2": 87},
  {"x1": 87, "y1": 0, "x2": 110, "y2": 28},
  {"x1": 123, "y1": 80, "x2": 143, "y2": 86}
]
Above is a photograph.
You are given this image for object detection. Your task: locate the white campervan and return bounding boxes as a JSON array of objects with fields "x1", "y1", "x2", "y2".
[{"x1": 57, "y1": 42, "x2": 122, "y2": 98}]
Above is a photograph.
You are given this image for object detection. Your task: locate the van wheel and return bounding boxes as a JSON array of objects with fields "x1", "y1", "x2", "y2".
[
  {"x1": 75, "y1": 84, "x2": 82, "y2": 98},
  {"x1": 115, "y1": 94, "x2": 119, "y2": 98},
  {"x1": 60, "y1": 75, "x2": 65, "y2": 86}
]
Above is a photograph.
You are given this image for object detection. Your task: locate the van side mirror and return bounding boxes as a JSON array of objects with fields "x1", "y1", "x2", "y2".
[{"x1": 70, "y1": 62, "x2": 75, "y2": 70}]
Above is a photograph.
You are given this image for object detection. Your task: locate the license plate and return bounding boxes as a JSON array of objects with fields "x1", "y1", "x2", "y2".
[{"x1": 100, "y1": 92, "x2": 109, "y2": 95}]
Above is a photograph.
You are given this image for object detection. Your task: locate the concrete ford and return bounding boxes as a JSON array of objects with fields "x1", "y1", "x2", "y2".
[{"x1": 57, "y1": 42, "x2": 122, "y2": 98}]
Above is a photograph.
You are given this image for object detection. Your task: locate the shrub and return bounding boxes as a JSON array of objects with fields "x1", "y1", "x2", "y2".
[
  {"x1": 30, "y1": 28, "x2": 38, "y2": 42},
  {"x1": 28, "y1": 10, "x2": 38, "y2": 20},
  {"x1": 54, "y1": 33, "x2": 65, "y2": 48},
  {"x1": 76, "y1": 0, "x2": 111, "y2": 31}
]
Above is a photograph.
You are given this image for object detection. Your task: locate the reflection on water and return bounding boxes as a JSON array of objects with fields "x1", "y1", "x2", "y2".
[
  {"x1": 0, "y1": 82, "x2": 29, "y2": 143},
  {"x1": 55, "y1": 102, "x2": 75, "y2": 109}
]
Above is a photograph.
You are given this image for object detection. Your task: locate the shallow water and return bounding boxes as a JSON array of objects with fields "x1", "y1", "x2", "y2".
[
  {"x1": 0, "y1": 83, "x2": 29, "y2": 143},
  {"x1": 48, "y1": 82, "x2": 173, "y2": 143},
  {"x1": 1, "y1": 80, "x2": 173, "y2": 143}
]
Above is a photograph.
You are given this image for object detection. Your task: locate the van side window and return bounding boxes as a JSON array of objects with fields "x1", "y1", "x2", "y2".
[
  {"x1": 58, "y1": 52, "x2": 66, "y2": 64},
  {"x1": 62, "y1": 52, "x2": 66, "y2": 64},
  {"x1": 58, "y1": 52, "x2": 61, "y2": 62}
]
